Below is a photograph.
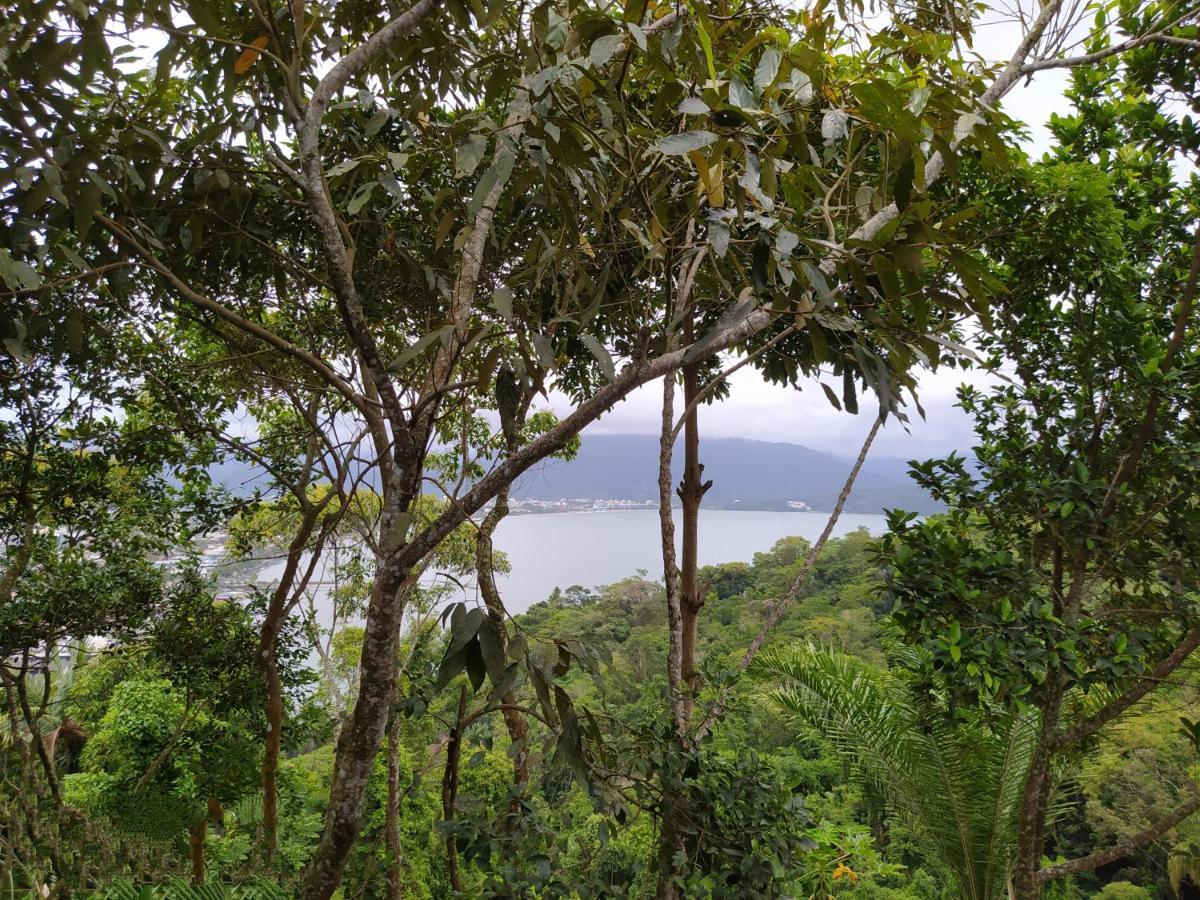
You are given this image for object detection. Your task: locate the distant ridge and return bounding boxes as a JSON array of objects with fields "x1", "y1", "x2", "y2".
[
  {"x1": 513, "y1": 434, "x2": 941, "y2": 515},
  {"x1": 206, "y1": 434, "x2": 942, "y2": 515}
]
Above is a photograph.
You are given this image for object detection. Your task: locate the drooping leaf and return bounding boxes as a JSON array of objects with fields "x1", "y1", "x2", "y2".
[{"x1": 653, "y1": 131, "x2": 718, "y2": 156}]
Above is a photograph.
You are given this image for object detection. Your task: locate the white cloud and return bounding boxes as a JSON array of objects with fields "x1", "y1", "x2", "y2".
[{"x1": 546, "y1": 363, "x2": 998, "y2": 460}]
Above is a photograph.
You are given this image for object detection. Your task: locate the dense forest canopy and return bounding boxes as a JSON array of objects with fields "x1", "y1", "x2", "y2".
[{"x1": 1, "y1": 0, "x2": 1199, "y2": 897}]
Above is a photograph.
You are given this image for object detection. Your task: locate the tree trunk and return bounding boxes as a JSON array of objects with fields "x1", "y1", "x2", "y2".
[
  {"x1": 301, "y1": 499, "x2": 413, "y2": 900},
  {"x1": 442, "y1": 687, "x2": 468, "y2": 895},
  {"x1": 385, "y1": 712, "x2": 404, "y2": 900},
  {"x1": 655, "y1": 373, "x2": 686, "y2": 900},
  {"x1": 261, "y1": 646, "x2": 285, "y2": 860},
  {"x1": 189, "y1": 815, "x2": 207, "y2": 885},
  {"x1": 12, "y1": 660, "x2": 60, "y2": 805},
  {"x1": 259, "y1": 506, "x2": 323, "y2": 860},
  {"x1": 476, "y1": 489, "x2": 529, "y2": 792},
  {"x1": 1013, "y1": 678, "x2": 1064, "y2": 899},
  {"x1": 676, "y1": 320, "x2": 711, "y2": 719}
]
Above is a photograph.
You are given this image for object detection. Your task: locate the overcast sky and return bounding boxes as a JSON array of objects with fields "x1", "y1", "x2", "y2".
[{"x1": 543, "y1": 11, "x2": 1078, "y2": 462}]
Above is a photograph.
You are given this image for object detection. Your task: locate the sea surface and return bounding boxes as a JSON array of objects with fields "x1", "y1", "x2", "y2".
[
  {"x1": 234, "y1": 509, "x2": 889, "y2": 620},
  {"x1": 491, "y1": 509, "x2": 887, "y2": 612}
]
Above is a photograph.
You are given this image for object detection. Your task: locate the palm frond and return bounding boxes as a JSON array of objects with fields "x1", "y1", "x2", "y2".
[{"x1": 754, "y1": 646, "x2": 1038, "y2": 900}]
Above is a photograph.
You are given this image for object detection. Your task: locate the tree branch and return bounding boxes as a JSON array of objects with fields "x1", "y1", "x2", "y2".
[
  {"x1": 1019, "y1": 22, "x2": 1200, "y2": 74},
  {"x1": 1052, "y1": 624, "x2": 1200, "y2": 751},
  {"x1": 95, "y1": 214, "x2": 373, "y2": 421},
  {"x1": 1036, "y1": 788, "x2": 1200, "y2": 883},
  {"x1": 693, "y1": 415, "x2": 882, "y2": 741},
  {"x1": 830, "y1": 0, "x2": 1068, "y2": 260},
  {"x1": 298, "y1": 0, "x2": 438, "y2": 159}
]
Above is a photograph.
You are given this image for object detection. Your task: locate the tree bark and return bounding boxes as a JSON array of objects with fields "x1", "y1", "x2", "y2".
[
  {"x1": 12, "y1": 659, "x2": 60, "y2": 805},
  {"x1": 476, "y1": 490, "x2": 530, "y2": 791},
  {"x1": 1013, "y1": 675, "x2": 1065, "y2": 899},
  {"x1": 259, "y1": 511, "x2": 321, "y2": 860},
  {"x1": 442, "y1": 687, "x2": 468, "y2": 895},
  {"x1": 385, "y1": 712, "x2": 404, "y2": 900},
  {"x1": 300, "y1": 497, "x2": 414, "y2": 900},
  {"x1": 676, "y1": 329, "x2": 711, "y2": 719},
  {"x1": 1036, "y1": 788, "x2": 1200, "y2": 884},
  {"x1": 656, "y1": 372, "x2": 686, "y2": 900}
]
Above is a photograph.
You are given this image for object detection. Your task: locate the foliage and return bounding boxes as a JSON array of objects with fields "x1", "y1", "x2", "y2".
[{"x1": 758, "y1": 645, "x2": 1034, "y2": 899}]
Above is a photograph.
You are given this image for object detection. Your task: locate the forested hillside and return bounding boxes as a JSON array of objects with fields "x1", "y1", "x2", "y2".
[
  {"x1": 47, "y1": 532, "x2": 1200, "y2": 898},
  {"x1": 512, "y1": 435, "x2": 940, "y2": 513}
]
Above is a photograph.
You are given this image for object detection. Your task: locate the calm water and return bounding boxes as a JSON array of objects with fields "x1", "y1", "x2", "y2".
[
  {"x1": 241, "y1": 510, "x2": 888, "y2": 620},
  {"x1": 492, "y1": 509, "x2": 887, "y2": 612}
]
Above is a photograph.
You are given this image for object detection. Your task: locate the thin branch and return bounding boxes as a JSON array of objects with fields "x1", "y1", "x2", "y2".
[
  {"x1": 693, "y1": 415, "x2": 883, "y2": 741},
  {"x1": 95, "y1": 214, "x2": 372, "y2": 420},
  {"x1": 1019, "y1": 23, "x2": 1200, "y2": 74},
  {"x1": 1036, "y1": 788, "x2": 1200, "y2": 883},
  {"x1": 1052, "y1": 624, "x2": 1200, "y2": 751},
  {"x1": 298, "y1": 0, "x2": 438, "y2": 159},
  {"x1": 658, "y1": 372, "x2": 687, "y2": 736}
]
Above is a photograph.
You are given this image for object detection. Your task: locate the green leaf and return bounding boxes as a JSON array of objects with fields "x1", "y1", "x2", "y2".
[
  {"x1": 469, "y1": 150, "x2": 516, "y2": 216},
  {"x1": 754, "y1": 46, "x2": 781, "y2": 92},
  {"x1": 477, "y1": 619, "x2": 507, "y2": 683},
  {"x1": 580, "y1": 333, "x2": 615, "y2": 381},
  {"x1": 326, "y1": 158, "x2": 361, "y2": 178},
  {"x1": 820, "y1": 381, "x2": 842, "y2": 411},
  {"x1": 491, "y1": 286, "x2": 514, "y2": 321},
  {"x1": 893, "y1": 155, "x2": 915, "y2": 211},
  {"x1": 728, "y1": 78, "x2": 756, "y2": 111},
  {"x1": 455, "y1": 134, "x2": 487, "y2": 178},
  {"x1": 954, "y1": 112, "x2": 981, "y2": 144},
  {"x1": 589, "y1": 33, "x2": 625, "y2": 67},
  {"x1": 842, "y1": 369, "x2": 858, "y2": 414},
  {"x1": 0, "y1": 249, "x2": 41, "y2": 292},
  {"x1": 73, "y1": 182, "x2": 102, "y2": 243},
  {"x1": 693, "y1": 7, "x2": 718, "y2": 85},
  {"x1": 653, "y1": 131, "x2": 718, "y2": 156},
  {"x1": 346, "y1": 182, "x2": 377, "y2": 215},
  {"x1": 800, "y1": 262, "x2": 833, "y2": 306},
  {"x1": 364, "y1": 108, "x2": 390, "y2": 136}
]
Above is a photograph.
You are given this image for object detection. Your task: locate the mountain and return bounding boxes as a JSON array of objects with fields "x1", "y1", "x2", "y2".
[
  {"x1": 512, "y1": 434, "x2": 941, "y2": 514},
  {"x1": 205, "y1": 434, "x2": 941, "y2": 515}
]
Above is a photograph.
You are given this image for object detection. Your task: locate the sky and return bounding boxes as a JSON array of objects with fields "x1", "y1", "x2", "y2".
[{"x1": 544, "y1": 5, "x2": 1080, "y2": 461}]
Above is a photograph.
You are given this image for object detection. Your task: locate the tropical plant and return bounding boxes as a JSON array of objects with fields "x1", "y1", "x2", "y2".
[{"x1": 757, "y1": 645, "x2": 1038, "y2": 900}]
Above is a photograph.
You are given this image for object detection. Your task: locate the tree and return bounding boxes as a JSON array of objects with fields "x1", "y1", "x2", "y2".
[
  {"x1": 5, "y1": 0, "x2": 1195, "y2": 893},
  {"x1": 65, "y1": 569, "x2": 266, "y2": 886},
  {"x1": 758, "y1": 645, "x2": 1035, "y2": 900},
  {"x1": 879, "y1": 36, "x2": 1200, "y2": 897}
]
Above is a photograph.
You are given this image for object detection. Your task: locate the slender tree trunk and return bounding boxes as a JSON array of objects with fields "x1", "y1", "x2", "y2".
[
  {"x1": 656, "y1": 372, "x2": 686, "y2": 900},
  {"x1": 1013, "y1": 676, "x2": 1064, "y2": 900},
  {"x1": 442, "y1": 687, "x2": 468, "y2": 895},
  {"x1": 189, "y1": 816, "x2": 207, "y2": 885},
  {"x1": 261, "y1": 646, "x2": 285, "y2": 858},
  {"x1": 12, "y1": 660, "x2": 60, "y2": 805},
  {"x1": 476, "y1": 490, "x2": 529, "y2": 791},
  {"x1": 385, "y1": 712, "x2": 404, "y2": 900},
  {"x1": 259, "y1": 509, "x2": 325, "y2": 860},
  {"x1": 676, "y1": 329, "x2": 711, "y2": 719}
]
